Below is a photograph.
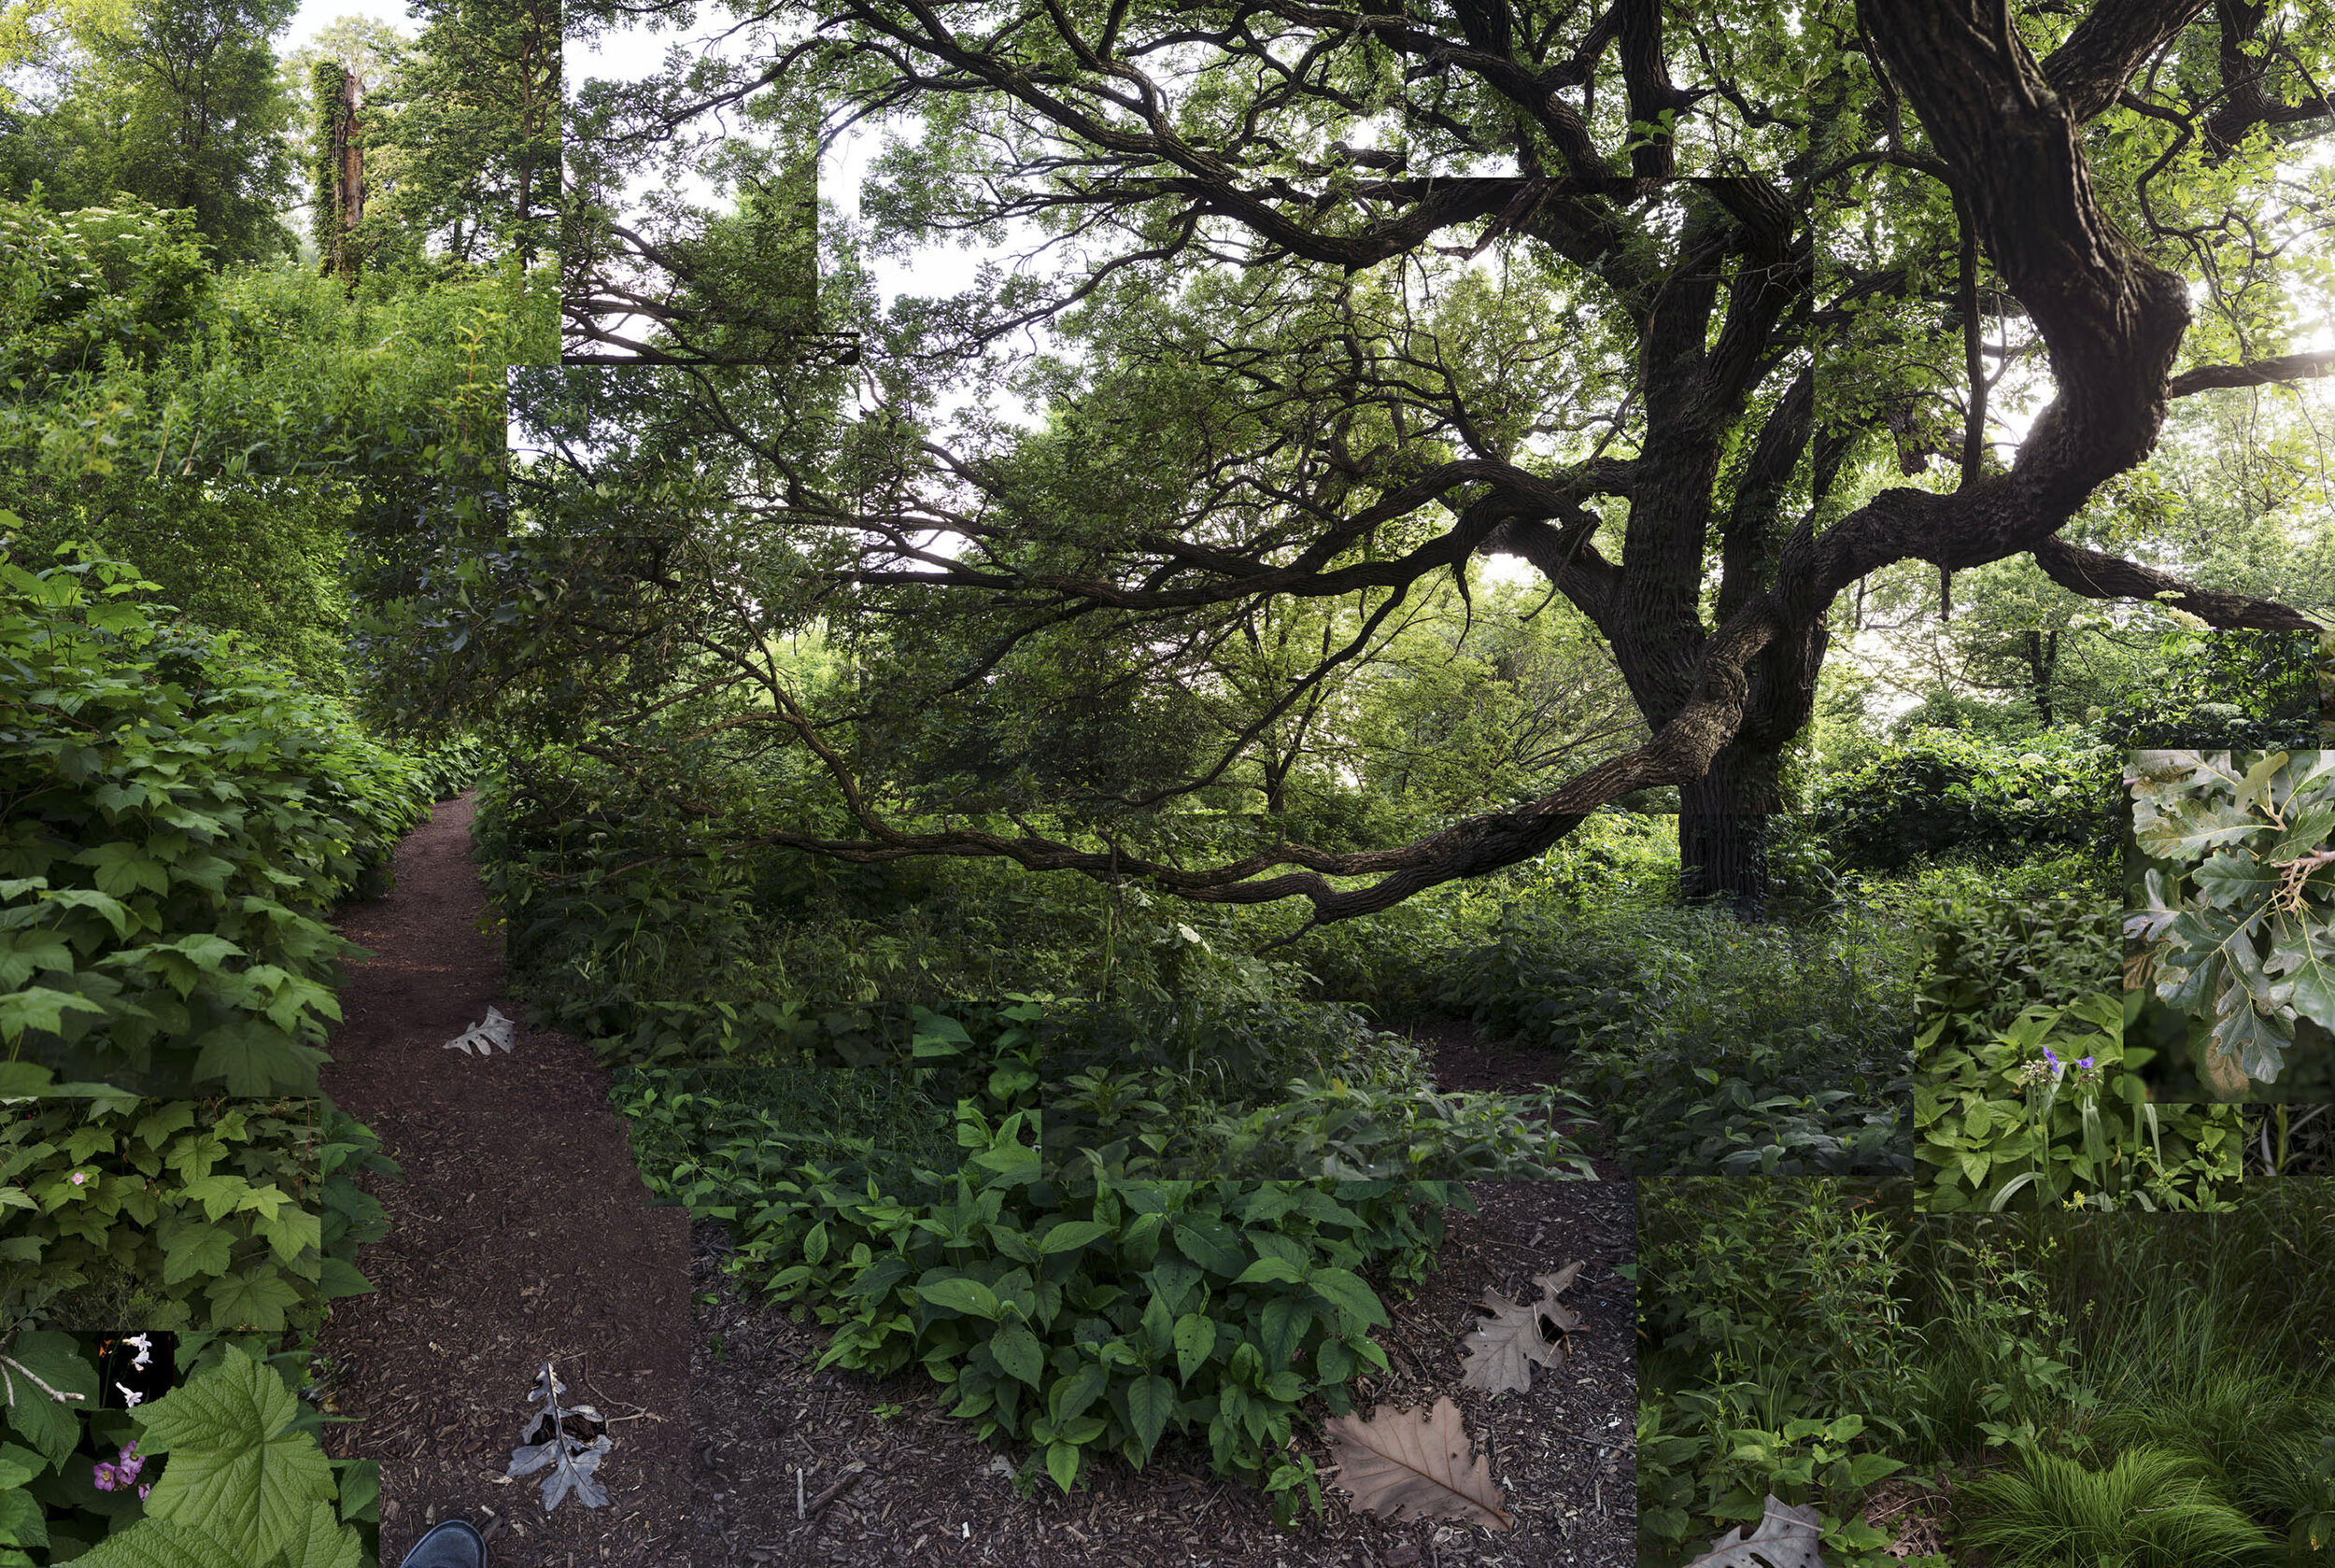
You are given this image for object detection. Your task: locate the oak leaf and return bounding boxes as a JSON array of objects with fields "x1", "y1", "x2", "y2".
[
  {"x1": 1682, "y1": 1493, "x2": 1827, "y2": 1568},
  {"x1": 1323, "y1": 1396, "x2": 1511, "y2": 1532},
  {"x1": 1458, "y1": 1262, "x2": 1585, "y2": 1395}
]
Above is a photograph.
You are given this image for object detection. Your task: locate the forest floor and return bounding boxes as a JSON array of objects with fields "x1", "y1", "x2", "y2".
[
  {"x1": 313, "y1": 794, "x2": 693, "y2": 1568},
  {"x1": 686, "y1": 1178, "x2": 1634, "y2": 1568}
]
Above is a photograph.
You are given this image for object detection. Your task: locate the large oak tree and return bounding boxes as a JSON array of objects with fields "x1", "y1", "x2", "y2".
[{"x1": 539, "y1": 0, "x2": 2333, "y2": 922}]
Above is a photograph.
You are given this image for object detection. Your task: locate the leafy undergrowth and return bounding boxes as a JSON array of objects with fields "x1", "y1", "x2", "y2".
[
  {"x1": 0, "y1": 1332, "x2": 378, "y2": 1566},
  {"x1": 1638, "y1": 1180, "x2": 2335, "y2": 1568},
  {"x1": 0, "y1": 544, "x2": 460, "y2": 1095},
  {"x1": 0, "y1": 1093, "x2": 397, "y2": 1335},
  {"x1": 617, "y1": 1052, "x2": 1521, "y2": 1527},
  {"x1": 1434, "y1": 903, "x2": 1918, "y2": 1175},
  {"x1": 1913, "y1": 885, "x2": 2240, "y2": 1210}
]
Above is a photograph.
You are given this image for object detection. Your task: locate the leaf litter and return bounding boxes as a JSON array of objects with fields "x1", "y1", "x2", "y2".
[{"x1": 506, "y1": 1359, "x2": 612, "y2": 1512}]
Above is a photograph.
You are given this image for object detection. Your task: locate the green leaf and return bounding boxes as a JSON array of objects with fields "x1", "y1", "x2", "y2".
[
  {"x1": 1035, "y1": 1220, "x2": 1111, "y2": 1255},
  {"x1": 60, "y1": 1519, "x2": 243, "y2": 1568},
  {"x1": 191, "y1": 1023, "x2": 321, "y2": 1096},
  {"x1": 134, "y1": 1346, "x2": 336, "y2": 1564},
  {"x1": 0, "y1": 986, "x2": 106, "y2": 1041},
  {"x1": 989, "y1": 1322, "x2": 1045, "y2": 1388},
  {"x1": 1125, "y1": 1374, "x2": 1174, "y2": 1464},
  {"x1": 1173, "y1": 1313, "x2": 1216, "y2": 1383},
  {"x1": 1304, "y1": 1267, "x2": 1389, "y2": 1329},
  {"x1": 205, "y1": 1266, "x2": 303, "y2": 1331},
  {"x1": 913, "y1": 1277, "x2": 1001, "y2": 1321},
  {"x1": 315, "y1": 1258, "x2": 374, "y2": 1300},
  {"x1": 0, "y1": 1331, "x2": 99, "y2": 1467},
  {"x1": 273, "y1": 1500, "x2": 363, "y2": 1568},
  {"x1": 1232, "y1": 1257, "x2": 1303, "y2": 1286},
  {"x1": 162, "y1": 1222, "x2": 235, "y2": 1286},
  {"x1": 0, "y1": 1484, "x2": 44, "y2": 1551},
  {"x1": 1046, "y1": 1439, "x2": 1081, "y2": 1494},
  {"x1": 2137, "y1": 797, "x2": 2259, "y2": 859}
]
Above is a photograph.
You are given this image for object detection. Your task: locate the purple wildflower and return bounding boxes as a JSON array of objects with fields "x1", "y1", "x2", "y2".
[
  {"x1": 92, "y1": 1462, "x2": 117, "y2": 1491},
  {"x1": 137, "y1": 1483, "x2": 150, "y2": 1502}
]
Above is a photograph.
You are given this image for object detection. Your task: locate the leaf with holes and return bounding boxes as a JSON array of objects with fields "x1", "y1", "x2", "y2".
[{"x1": 1682, "y1": 1493, "x2": 1827, "y2": 1568}]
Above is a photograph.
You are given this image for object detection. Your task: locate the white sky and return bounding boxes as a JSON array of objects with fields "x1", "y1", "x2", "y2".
[{"x1": 286, "y1": 1, "x2": 413, "y2": 53}]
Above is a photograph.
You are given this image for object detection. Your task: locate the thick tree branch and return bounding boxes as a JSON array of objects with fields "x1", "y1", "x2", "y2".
[
  {"x1": 2030, "y1": 538, "x2": 2320, "y2": 629},
  {"x1": 2169, "y1": 349, "x2": 2335, "y2": 396},
  {"x1": 2042, "y1": 0, "x2": 2210, "y2": 121}
]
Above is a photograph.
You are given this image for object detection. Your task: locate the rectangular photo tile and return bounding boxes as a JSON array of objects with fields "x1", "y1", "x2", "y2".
[
  {"x1": 2122, "y1": 749, "x2": 2335, "y2": 1101},
  {"x1": 0, "y1": 1329, "x2": 381, "y2": 1565},
  {"x1": 1638, "y1": 1184, "x2": 2335, "y2": 1567}
]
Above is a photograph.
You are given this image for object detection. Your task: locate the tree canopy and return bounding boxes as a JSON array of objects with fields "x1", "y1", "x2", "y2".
[{"x1": 514, "y1": 0, "x2": 2335, "y2": 923}]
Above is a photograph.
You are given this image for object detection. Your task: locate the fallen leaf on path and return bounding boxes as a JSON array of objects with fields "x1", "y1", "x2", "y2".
[
  {"x1": 1458, "y1": 1261, "x2": 1585, "y2": 1394},
  {"x1": 1323, "y1": 1396, "x2": 1511, "y2": 1532},
  {"x1": 446, "y1": 1007, "x2": 517, "y2": 1056},
  {"x1": 507, "y1": 1360, "x2": 611, "y2": 1512},
  {"x1": 1683, "y1": 1493, "x2": 1827, "y2": 1568}
]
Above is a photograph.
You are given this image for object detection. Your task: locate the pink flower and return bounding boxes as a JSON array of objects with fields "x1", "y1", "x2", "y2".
[
  {"x1": 68, "y1": 1172, "x2": 86, "y2": 1186},
  {"x1": 92, "y1": 1462, "x2": 117, "y2": 1491},
  {"x1": 137, "y1": 1483, "x2": 150, "y2": 1502}
]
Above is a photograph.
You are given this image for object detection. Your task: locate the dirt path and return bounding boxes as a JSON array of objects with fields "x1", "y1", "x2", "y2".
[{"x1": 315, "y1": 793, "x2": 692, "y2": 1568}]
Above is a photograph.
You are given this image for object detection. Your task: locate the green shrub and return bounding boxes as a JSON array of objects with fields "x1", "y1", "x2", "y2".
[
  {"x1": 1637, "y1": 1179, "x2": 1921, "y2": 1565},
  {"x1": 0, "y1": 1094, "x2": 395, "y2": 1335},
  {"x1": 1809, "y1": 729, "x2": 2118, "y2": 873},
  {"x1": 1441, "y1": 905, "x2": 1916, "y2": 1174},
  {"x1": 1912, "y1": 885, "x2": 2240, "y2": 1210},
  {"x1": 1955, "y1": 1447, "x2": 2281, "y2": 1568},
  {"x1": 0, "y1": 546, "x2": 438, "y2": 1094},
  {"x1": 622, "y1": 1070, "x2": 1461, "y2": 1523}
]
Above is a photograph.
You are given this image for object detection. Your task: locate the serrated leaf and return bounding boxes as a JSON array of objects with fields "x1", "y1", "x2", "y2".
[
  {"x1": 274, "y1": 1501, "x2": 363, "y2": 1568},
  {"x1": 162, "y1": 1222, "x2": 234, "y2": 1285},
  {"x1": 64, "y1": 1519, "x2": 243, "y2": 1568},
  {"x1": 135, "y1": 1345, "x2": 335, "y2": 1563},
  {"x1": 205, "y1": 1265, "x2": 303, "y2": 1331}
]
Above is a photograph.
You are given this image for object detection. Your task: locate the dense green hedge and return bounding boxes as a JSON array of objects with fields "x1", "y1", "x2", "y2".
[
  {"x1": 0, "y1": 544, "x2": 439, "y2": 1095},
  {"x1": 1807, "y1": 729, "x2": 2117, "y2": 873}
]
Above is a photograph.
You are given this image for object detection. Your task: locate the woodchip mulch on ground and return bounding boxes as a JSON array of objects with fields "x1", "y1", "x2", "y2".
[
  {"x1": 686, "y1": 1176, "x2": 1634, "y2": 1568},
  {"x1": 313, "y1": 794, "x2": 693, "y2": 1568}
]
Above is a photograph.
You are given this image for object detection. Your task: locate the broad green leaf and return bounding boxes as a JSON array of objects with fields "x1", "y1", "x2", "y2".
[
  {"x1": 62, "y1": 1519, "x2": 243, "y2": 1568},
  {"x1": 913, "y1": 1277, "x2": 1001, "y2": 1320},
  {"x1": 274, "y1": 1500, "x2": 363, "y2": 1568},
  {"x1": 1125, "y1": 1374, "x2": 1174, "y2": 1463},
  {"x1": 1304, "y1": 1267, "x2": 1389, "y2": 1330},
  {"x1": 1034, "y1": 1220, "x2": 1111, "y2": 1255},
  {"x1": 162, "y1": 1222, "x2": 234, "y2": 1286},
  {"x1": 989, "y1": 1322, "x2": 1044, "y2": 1388},
  {"x1": 0, "y1": 1331, "x2": 98, "y2": 1466},
  {"x1": 1045, "y1": 1439, "x2": 1080, "y2": 1494},
  {"x1": 205, "y1": 1266, "x2": 303, "y2": 1331},
  {"x1": 1231, "y1": 1257, "x2": 1303, "y2": 1287},
  {"x1": 134, "y1": 1345, "x2": 335, "y2": 1563},
  {"x1": 1173, "y1": 1313, "x2": 1216, "y2": 1383}
]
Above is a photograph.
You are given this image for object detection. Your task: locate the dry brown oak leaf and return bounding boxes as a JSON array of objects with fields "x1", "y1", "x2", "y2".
[
  {"x1": 1683, "y1": 1493, "x2": 1828, "y2": 1568},
  {"x1": 1459, "y1": 1262, "x2": 1585, "y2": 1395},
  {"x1": 1323, "y1": 1396, "x2": 1512, "y2": 1532}
]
